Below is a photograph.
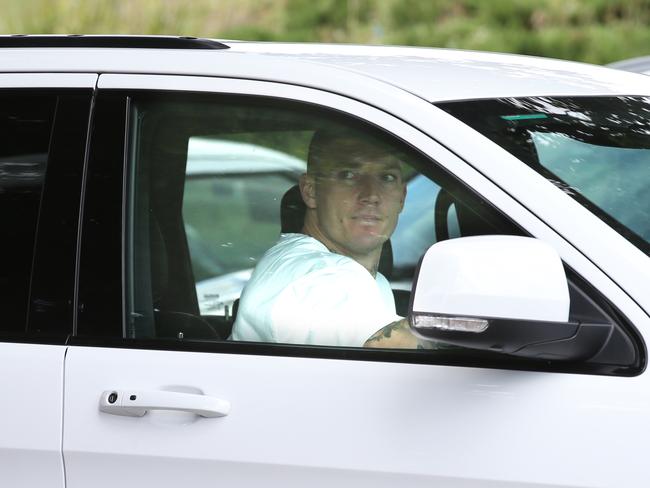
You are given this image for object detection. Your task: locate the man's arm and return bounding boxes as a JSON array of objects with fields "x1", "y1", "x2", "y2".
[{"x1": 363, "y1": 318, "x2": 419, "y2": 349}]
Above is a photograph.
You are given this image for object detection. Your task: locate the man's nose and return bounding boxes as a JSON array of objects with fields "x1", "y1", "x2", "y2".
[{"x1": 357, "y1": 174, "x2": 381, "y2": 204}]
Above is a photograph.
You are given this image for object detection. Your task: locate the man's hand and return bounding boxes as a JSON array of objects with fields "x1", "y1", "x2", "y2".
[{"x1": 363, "y1": 318, "x2": 419, "y2": 349}]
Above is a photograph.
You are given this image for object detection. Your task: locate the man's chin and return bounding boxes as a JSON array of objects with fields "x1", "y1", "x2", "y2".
[{"x1": 348, "y1": 234, "x2": 387, "y2": 254}]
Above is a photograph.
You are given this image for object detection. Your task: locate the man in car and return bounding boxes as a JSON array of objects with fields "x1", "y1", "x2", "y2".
[{"x1": 230, "y1": 129, "x2": 418, "y2": 348}]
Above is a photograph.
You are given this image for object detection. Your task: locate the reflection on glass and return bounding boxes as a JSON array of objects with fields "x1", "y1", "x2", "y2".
[{"x1": 439, "y1": 96, "x2": 650, "y2": 254}]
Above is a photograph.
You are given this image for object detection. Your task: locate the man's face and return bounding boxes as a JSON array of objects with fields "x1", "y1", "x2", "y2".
[{"x1": 302, "y1": 152, "x2": 406, "y2": 260}]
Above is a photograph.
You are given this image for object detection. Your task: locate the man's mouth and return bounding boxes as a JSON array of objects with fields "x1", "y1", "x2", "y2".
[{"x1": 352, "y1": 214, "x2": 383, "y2": 224}]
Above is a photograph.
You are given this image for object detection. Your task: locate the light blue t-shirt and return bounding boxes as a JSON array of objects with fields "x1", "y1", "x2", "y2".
[{"x1": 230, "y1": 234, "x2": 399, "y2": 347}]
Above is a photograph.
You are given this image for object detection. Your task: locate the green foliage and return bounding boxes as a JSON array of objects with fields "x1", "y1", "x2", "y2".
[
  {"x1": 384, "y1": 0, "x2": 650, "y2": 63},
  {"x1": 1, "y1": 0, "x2": 649, "y2": 64},
  {"x1": 281, "y1": 0, "x2": 376, "y2": 41}
]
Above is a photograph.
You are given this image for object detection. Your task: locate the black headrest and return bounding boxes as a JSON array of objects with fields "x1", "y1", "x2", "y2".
[
  {"x1": 280, "y1": 185, "x2": 306, "y2": 233},
  {"x1": 378, "y1": 238, "x2": 393, "y2": 279},
  {"x1": 279, "y1": 185, "x2": 393, "y2": 278}
]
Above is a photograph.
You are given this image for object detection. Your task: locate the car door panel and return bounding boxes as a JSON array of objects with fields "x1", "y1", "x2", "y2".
[
  {"x1": 63, "y1": 345, "x2": 649, "y2": 487},
  {"x1": 0, "y1": 343, "x2": 66, "y2": 488}
]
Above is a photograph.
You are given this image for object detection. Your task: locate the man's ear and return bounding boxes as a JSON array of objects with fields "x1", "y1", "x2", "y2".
[{"x1": 299, "y1": 173, "x2": 317, "y2": 209}]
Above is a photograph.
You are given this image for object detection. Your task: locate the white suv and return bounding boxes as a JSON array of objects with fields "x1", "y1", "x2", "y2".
[{"x1": 2, "y1": 35, "x2": 649, "y2": 488}]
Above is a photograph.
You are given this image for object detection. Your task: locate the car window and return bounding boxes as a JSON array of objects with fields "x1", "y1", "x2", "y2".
[
  {"x1": 437, "y1": 96, "x2": 650, "y2": 256},
  {"x1": 533, "y1": 132, "x2": 648, "y2": 237},
  {"x1": 0, "y1": 90, "x2": 91, "y2": 339},
  {"x1": 391, "y1": 174, "x2": 461, "y2": 286},
  {"x1": 0, "y1": 94, "x2": 56, "y2": 334},
  {"x1": 126, "y1": 93, "x2": 520, "y2": 347},
  {"x1": 184, "y1": 137, "x2": 308, "y2": 314}
]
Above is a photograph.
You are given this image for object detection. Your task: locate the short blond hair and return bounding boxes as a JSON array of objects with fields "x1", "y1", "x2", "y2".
[{"x1": 307, "y1": 130, "x2": 406, "y2": 175}]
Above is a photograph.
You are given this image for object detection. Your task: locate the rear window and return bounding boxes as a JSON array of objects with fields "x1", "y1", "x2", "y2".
[{"x1": 0, "y1": 94, "x2": 56, "y2": 332}]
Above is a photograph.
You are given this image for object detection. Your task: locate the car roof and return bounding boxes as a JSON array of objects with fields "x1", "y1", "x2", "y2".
[
  {"x1": 228, "y1": 42, "x2": 650, "y2": 101},
  {"x1": 2, "y1": 36, "x2": 649, "y2": 102}
]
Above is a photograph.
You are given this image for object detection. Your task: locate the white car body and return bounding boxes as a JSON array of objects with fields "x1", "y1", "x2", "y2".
[{"x1": 2, "y1": 37, "x2": 649, "y2": 487}]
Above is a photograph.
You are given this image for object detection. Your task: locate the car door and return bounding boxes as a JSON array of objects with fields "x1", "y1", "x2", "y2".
[
  {"x1": 62, "y1": 74, "x2": 649, "y2": 488},
  {"x1": 0, "y1": 73, "x2": 94, "y2": 487}
]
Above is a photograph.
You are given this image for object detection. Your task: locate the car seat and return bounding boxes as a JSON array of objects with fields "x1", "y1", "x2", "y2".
[{"x1": 149, "y1": 216, "x2": 221, "y2": 340}]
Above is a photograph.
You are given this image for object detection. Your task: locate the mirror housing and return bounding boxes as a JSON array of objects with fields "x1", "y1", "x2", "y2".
[{"x1": 409, "y1": 236, "x2": 612, "y2": 361}]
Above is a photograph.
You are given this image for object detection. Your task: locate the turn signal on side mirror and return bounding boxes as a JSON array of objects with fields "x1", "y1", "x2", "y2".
[{"x1": 410, "y1": 315, "x2": 489, "y2": 333}]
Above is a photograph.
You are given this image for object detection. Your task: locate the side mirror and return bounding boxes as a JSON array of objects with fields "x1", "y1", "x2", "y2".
[{"x1": 409, "y1": 236, "x2": 611, "y2": 361}]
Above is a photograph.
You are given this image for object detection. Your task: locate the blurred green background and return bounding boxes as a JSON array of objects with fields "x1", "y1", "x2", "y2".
[{"x1": 2, "y1": 0, "x2": 649, "y2": 64}]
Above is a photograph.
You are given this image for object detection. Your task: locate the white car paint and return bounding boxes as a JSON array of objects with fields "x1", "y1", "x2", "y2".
[
  {"x1": 411, "y1": 236, "x2": 570, "y2": 323},
  {"x1": 1, "y1": 39, "x2": 649, "y2": 487},
  {"x1": 0, "y1": 343, "x2": 66, "y2": 487},
  {"x1": 64, "y1": 345, "x2": 650, "y2": 488}
]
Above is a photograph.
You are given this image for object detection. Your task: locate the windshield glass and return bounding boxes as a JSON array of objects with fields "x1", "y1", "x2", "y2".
[{"x1": 437, "y1": 96, "x2": 650, "y2": 255}]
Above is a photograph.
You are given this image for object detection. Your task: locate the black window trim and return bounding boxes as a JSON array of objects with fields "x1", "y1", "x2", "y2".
[
  {"x1": 66, "y1": 334, "x2": 642, "y2": 377},
  {"x1": 0, "y1": 35, "x2": 229, "y2": 50}
]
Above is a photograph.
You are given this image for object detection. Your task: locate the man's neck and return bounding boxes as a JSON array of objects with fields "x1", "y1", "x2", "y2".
[{"x1": 302, "y1": 221, "x2": 381, "y2": 277}]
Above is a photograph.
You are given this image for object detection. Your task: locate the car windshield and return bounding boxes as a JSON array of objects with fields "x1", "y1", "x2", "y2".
[{"x1": 437, "y1": 96, "x2": 650, "y2": 256}]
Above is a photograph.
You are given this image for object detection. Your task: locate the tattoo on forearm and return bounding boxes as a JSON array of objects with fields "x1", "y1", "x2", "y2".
[
  {"x1": 382, "y1": 321, "x2": 401, "y2": 338},
  {"x1": 366, "y1": 320, "x2": 406, "y2": 344},
  {"x1": 365, "y1": 319, "x2": 449, "y2": 349}
]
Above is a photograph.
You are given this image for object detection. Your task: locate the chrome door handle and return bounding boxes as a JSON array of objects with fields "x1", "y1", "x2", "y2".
[{"x1": 99, "y1": 390, "x2": 230, "y2": 418}]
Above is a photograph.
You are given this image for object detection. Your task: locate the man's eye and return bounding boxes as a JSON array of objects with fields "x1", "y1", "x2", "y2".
[
  {"x1": 337, "y1": 170, "x2": 357, "y2": 180},
  {"x1": 381, "y1": 173, "x2": 398, "y2": 182}
]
